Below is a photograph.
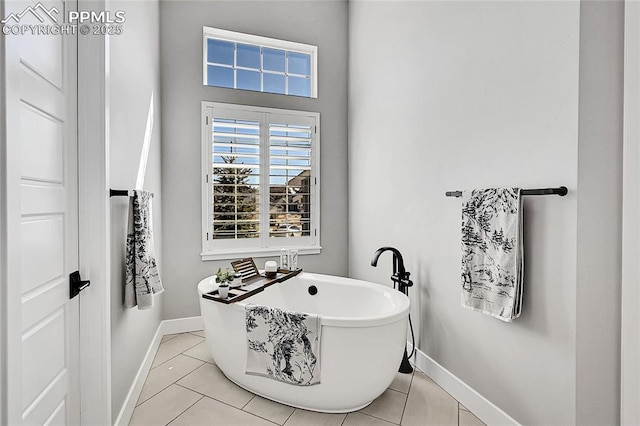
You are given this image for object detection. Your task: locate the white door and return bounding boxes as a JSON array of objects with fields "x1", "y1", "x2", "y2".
[{"x1": 4, "y1": 0, "x2": 81, "y2": 424}]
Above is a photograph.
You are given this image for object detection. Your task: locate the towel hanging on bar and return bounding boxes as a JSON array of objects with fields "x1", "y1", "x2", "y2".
[
  {"x1": 124, "y1": 190, "x2": 163, "y2": 309},
  {"x1": 460, "y1": 188, "x2": 524, "y2": 322}
]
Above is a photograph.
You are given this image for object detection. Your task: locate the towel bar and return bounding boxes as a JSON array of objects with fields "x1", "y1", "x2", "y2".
[
  {"x1": 109, "y1": 189, "x2": 155, "y2": 198},
  {"x1": 109, "y1": 189, "x2": 129, "y2": 197},
  {"x1": 445, "y1": 186, "x2": 568, "y2": 198}
]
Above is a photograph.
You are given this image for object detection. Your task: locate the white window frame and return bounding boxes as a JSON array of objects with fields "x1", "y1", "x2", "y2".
[
  {"x1": 202, "y1": 26, "x2": 318, "y2": 98},
  {"x1": 201, "y1": 102, "x2": 321, "y2": 261}
]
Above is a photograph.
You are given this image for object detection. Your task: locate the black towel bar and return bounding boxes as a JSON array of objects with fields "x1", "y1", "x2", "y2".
[
  {"x1": 445, "y1": 186, "x2": 568, "y2": 198},
  {"x1": 110, "y1": 189, "x2": 130, "y2": 197}
]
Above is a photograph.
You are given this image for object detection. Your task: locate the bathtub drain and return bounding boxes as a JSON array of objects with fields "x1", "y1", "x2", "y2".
[{"x1": 308, "y1": 285, "x2": 318, "y2": 295}]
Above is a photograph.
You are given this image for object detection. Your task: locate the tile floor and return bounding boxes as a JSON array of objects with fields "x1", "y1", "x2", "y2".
[{"x1": 129, "y1": 331, "x2": 486, "y2": 426}]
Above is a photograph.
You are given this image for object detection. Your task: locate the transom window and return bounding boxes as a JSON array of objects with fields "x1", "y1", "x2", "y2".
[
  {"x1": 203, "y1": 27, "x2": 318, "y2": 98},
  {"x1": 201, "y1": 102, "x2": 321, "y2": 260}
]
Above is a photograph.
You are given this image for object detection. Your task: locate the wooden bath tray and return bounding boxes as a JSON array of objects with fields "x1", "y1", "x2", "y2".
[{"x1": 202, "y1": 268, "x2": 302, "y2": 304}]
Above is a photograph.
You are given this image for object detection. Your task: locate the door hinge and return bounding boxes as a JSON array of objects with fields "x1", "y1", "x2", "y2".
[
  {"x1": 315, "y1": 229, "x2": 317, "y2": 236},
  {"x1": 206, "y1": 174, "x2": 209, "y2": 183},
  {"x1": 69, "y1": 271, "x2": 90, "y2": 299},
  {"x1": 206, "y1": 116, "x2": 209, "y2": 125},
  {"x1": 207, "y1": 232, "x2": 209, "y2": 240}
]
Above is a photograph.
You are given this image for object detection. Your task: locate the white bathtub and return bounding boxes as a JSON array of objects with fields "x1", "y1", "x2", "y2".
[{"x1": 197, "y1": 272, "x2": 410, "y2": 413}]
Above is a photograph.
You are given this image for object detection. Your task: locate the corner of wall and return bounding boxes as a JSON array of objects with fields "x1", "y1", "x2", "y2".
[{"x1": 575, "y1": 1, "x2": 625, "y2": 424}]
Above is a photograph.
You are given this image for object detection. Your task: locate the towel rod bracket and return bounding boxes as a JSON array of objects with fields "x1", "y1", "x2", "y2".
[{"x1": 110, "y1": 189, "x2": 129, "y2": 197}]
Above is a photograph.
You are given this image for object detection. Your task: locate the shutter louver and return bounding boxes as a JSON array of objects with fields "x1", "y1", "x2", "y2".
[
  {"x1": 268, "y1": 123, "x2": 313, "y2": 238},
  {"x1": 212, "y1": 118, "x2": 261, "y2": 239}
]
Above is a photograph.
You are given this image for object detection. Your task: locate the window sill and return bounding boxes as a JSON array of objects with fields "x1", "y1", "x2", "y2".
[{"x1": 201, "y1": 246, "x2": 322, "y2": 261}]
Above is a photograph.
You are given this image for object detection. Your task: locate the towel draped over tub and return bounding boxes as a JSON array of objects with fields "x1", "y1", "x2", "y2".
[
  {"x1": 461, "y1": 187, "x2": 524, "y2": 322},
  {"x1": 245, "y1": 304, "x2": 321, "y2": 386},
  {"x1": 124, "y1": 190, "x2": 164, "y2": 310}
]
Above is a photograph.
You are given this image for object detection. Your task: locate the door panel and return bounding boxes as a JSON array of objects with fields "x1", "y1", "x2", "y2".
[
  {"x1": 18, "y1": 5, "x2": 63, "y2": 89},
  {"x1": 20, "y1": 216, "x2": 65, "y2": 294},
  {"x1": 21, "y1": 275, "x2": 69, "y2": 332},
  {"x1": 22, "y1": 371, "x2": 69, "y2": 425},
  {"x1": 20, "y1": 64, "x2": 65, "y2": 119},
  {"x1": 22, "y1": 309, "x2": 66, "y2": 411},
  {"x1": 20, "y1": 106, "x2": 64, "y2": 182}
]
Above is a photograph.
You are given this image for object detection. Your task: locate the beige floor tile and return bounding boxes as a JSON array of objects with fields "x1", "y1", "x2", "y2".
[
  {"x1": 161, "y1": 333, "x2": 180, "y2": 343},
  {"x1": 401, "y1": 372, "x2": 458, "y2": 426},
  {"x1": 138, "y1": 355, "x2": 204, "y2": 404},
  {"x1": 360, "y1": 389, "x2": 407, "y2": 424},
  {"x1": 283, "y1": 409, "x2": 346, "y2": 426},
  {"x1": 343, "y1": 412, "x2": 397, "y2": 426},
  {"x1": 459, "y1": 410, "x2": 486, "y2": 426},
  {"x1": 388, "y1": 371, "x2": 413, "y2": 394},
  {"x1": 152, "y1": 333, "x2": 204, "y2": 368},
  {"x1": 133, "y1": 331, "x2": 477, "y2": 426},
  {"x1": 130, "y1": 384, "x2": 201, "y2": 426},
  {"x1": 169, "y1": 396, "x2": 273, "y2": 426},
  {"x1": 243, "y1": 395, "x2": 295, "y2": 425},
  {"x1": 182, "y1": 341, "x2": 214, "y2": 364},
  {"x1": 177, "y1": 363, "x2": 254, "y2": 408}
]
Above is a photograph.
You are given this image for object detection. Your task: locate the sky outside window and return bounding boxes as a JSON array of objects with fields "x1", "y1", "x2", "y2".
[{"x1": 205, "y1": 37, "x2": 313, "y2": 97}]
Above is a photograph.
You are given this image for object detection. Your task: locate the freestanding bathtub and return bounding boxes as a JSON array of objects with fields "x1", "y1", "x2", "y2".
[{"x1": 197, "y1": 272, "x2": 410, "y2": 413}]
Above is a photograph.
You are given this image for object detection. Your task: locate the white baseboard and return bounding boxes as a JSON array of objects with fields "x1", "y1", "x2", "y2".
[
  {"x1": 113, "y1": 316, "x2": 204, "y2": 426},
  {"x1": 409, "y1": 343, "x2": 520, "y2": 426},
  {"x1": 160, "y1": 316, "x2": 204, "y2": 335}
]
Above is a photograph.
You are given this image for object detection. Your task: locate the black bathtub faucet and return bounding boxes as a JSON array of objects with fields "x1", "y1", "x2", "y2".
[
  {"x1": 371, "y1": 246, "x2": 415, "y2": 374},
  {"x1": 370, "y1": 246, "x2": 413, "y2": 295}
]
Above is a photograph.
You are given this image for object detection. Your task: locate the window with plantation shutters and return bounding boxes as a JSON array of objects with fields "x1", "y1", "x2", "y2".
[{"x1": 202, "y1": 102, "x2": 320, "y2": 260}]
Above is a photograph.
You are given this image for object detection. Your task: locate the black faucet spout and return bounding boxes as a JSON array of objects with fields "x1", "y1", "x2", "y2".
[
  {"x1": 371, "y1": 246, "x2": 406, "y2": 277},
  {"x1": 371, "y1": 246, "x2": 411, "y2": 292}
]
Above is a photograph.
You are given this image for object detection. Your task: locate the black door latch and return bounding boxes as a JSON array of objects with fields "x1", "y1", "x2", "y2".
[{"x1": 70, "y1": 271, "x2": 90, "y2": 299}]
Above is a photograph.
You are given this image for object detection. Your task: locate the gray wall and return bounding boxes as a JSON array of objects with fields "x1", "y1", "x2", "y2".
[
  {"x1": 0, "y1": 2, "x2": 6, "y2": 423},
  {"x1": 160, "y1": 0, "x2": 348, "y2": 319},
  {"x1": 621, "y1": 4, "x2": 640, "y2": 424},
  {"x1": 575, "y1": 1, "x2": 624, "y2": 424},
  {"x1": 109, "y1": 0, "x2": 163, "y2": 419},
  {"x1": 349, "y1": 1, "x2": 622, "y2": 424}
]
